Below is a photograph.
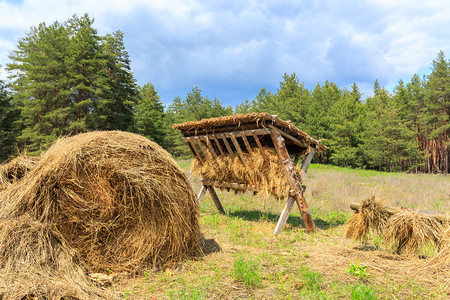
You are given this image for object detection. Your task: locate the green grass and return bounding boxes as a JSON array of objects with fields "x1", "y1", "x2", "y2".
[{"x1": 112, "y1": 161, "x2": 449, "y2": 299}]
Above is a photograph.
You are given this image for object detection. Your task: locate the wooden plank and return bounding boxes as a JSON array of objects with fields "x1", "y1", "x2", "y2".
[
  {"x1": 270, "y1": 130, "x2": 315, "y2": 233},
  {"x1": 201, "y1": 179, "x2": 296, "y2": 196},
  {"x1": 202, "y1": 136, "x2": 217, "y2": 159},
  {"x1": 268, "y1": 125, "x2": 308, "y2": 148},
  {"x1": 210, "y1": 134, "x2": 225, "y2": 156},
  {"x1": 301, "y1": 148, "x2": 315, "y2": 174},
  {"x1": 252, "y1": 130, "x2": 269, "y2": 164},
  {"x1": 195, "y1": 137, "x2": 209, "y2": 158},
  {"x1": 206, "y1": 186, "x2": 225, "y2": 214},
  {"x1": 183, "y1": 128, "x2": 271, "y2": 139},
  {"x1": 186, "y1": 139, "x2": 203, "y2": 162},
  {"x1": 197, "y1": 185, "x2": 207, "y2": 204},
  {"x1": 228, "y1": 133, "x2": 247, "y2": 168},
  {"x1": 217, "y1": 134, "x2": 235, "y2": 159},
  {"x1": 273, "y1": 197, "x2": 296, "y2": 235},
  {"x1": 238, "y1": 132, "x2": 253, "y2": 154}
]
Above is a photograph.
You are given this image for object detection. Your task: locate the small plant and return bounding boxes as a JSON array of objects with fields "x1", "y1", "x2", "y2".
[
  {"x1": 350, "y1": 284, "x2": 377, "y2": 300},
  {"x1": 348, "y1": 261, "x2": 369, "y2": 280},
  {"x1": 232, "y1": 253, "x2": 262, "y2": 287},
  {"x1": 328, "y1": 211, "x2": 348, "y2": 225}
]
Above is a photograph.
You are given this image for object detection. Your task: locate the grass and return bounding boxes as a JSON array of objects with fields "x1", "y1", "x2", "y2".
[{"x1": 112, "y1": 162, "x2": 450, "y2": 299}]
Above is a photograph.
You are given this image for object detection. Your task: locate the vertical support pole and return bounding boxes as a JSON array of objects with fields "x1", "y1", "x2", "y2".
[
  {"x1": 206, "y1": 186, "x2": 225, "y2": 215},
  {"x1": 197, "y1": 185, "x2": 207, "y2": 204},
  {"x1": 270, "y1": 130, "x2": 315, "y2": 233},
  {"x1": 273, "y1": 196, "x2": 296, "y2": 235}
]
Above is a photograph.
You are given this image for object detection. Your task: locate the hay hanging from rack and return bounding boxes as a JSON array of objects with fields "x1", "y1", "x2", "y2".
[
  {"x1": 192, "y1": 146, "x2": 302, "y2": 198},
  {"x1": 345, "y1": 196, "x2": 390, "y2": 240}
]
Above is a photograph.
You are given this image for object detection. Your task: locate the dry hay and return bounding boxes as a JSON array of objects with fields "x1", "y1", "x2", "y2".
[
  {"x1": 0, "y1": 215, "x2": 110, "y2": 299},
  {"x1": 0, "y1": 154, "x2": 39, "y2": 190},
  {"x1": 345, "y1": 196, "x2": 390, "y2": 240},
  {"x1": 383, "y1": 210, "x2": 445, "y2": 257},
  {"x1": 0, "y1": 131, "x2": 202, "y2": 298},
  {"x1": 424, "y1": 227, "x2": 450, "y2": 273},
  {"x1": 192, "y1": 147, "x2": 302, "y2": 198}
]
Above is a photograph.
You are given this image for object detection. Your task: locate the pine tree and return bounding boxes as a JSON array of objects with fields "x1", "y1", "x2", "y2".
[
  {"x1": 0, "y1": 80, "x2": 19, "y2": 162},
  {"x1": 134, "y1": 82, "x2": 167, "y2": 147}
]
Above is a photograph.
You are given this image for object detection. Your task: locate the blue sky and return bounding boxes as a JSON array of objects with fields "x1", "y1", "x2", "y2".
[{"x1": 0, "y1": 0, "x2": 449, "y2": 107}]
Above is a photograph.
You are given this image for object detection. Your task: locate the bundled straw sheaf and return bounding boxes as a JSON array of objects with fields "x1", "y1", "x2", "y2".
[
  {"x1": 425, "y1": 227, "x2": 450, "y2": 271},
  {"x1": 0, "y1": 131, "x2": 202, "y2": 299},
  {"x1": 345, "y1": 196, "x2": 390, "y2": 240},
  {"x1": 192, "y1": 147, "x2": 301, "y2": 198},
  {"x1": 384, "y1": 210, "x2": 445, "y2": 256},
  {"x1": 0, "y1": 154, "x2": 38, "y2": 190}
]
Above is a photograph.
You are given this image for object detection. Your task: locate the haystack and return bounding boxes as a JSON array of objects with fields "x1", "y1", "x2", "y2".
[
  {"x1": 0, "y1": 131, "x2": 202, "y2": 273},
  {"x1": 345, "y1": 196, "x2": 390, "y2": 240},
  {"x1": 0, "y1": 215, "x2": 110, "y2": 299},
  {"x1": 383, "y1": 210, "x2": 445, "y2": 256},
  {"x1": 192, "y1": 146, "x2": 302, "y2": 198},
  {"x1": 0, "y1": 154, "x2": 38, "y2": 190}
]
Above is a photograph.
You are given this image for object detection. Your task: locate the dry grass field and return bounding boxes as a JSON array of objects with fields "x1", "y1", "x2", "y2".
[{"x1": 112, "y1": 161, "x2": 450, "y2": 299}]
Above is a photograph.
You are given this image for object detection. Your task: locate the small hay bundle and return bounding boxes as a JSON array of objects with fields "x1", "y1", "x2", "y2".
[
  {"x1": 0, "y1": 131, "x2": 201, "y2": 272},
  {"x1": 192, "y1": 147, "x2": 302, "y2": 198},
  {"x1": 0, "y1": 154, "x2": 38, "y2": 190},
  {"x1": 0, "y1": 215, "x2": 110, "y2": 299},
  {"x1": 345, "y1": 196, "x2": 390, "y2": 240},
  {"x1": 383, "y1": 210, "x2": 445, "y2": 256}
]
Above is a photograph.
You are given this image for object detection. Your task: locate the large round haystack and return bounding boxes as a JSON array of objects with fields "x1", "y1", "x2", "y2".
[
  {"x1": 0, "y1": 154, "x2": 38, "y2": 190},
  {"x1": 0, "y1": 131, "x2": 201, "y2": 273}
]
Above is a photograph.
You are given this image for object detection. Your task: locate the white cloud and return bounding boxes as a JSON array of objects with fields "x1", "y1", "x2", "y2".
[{"x1": 0, "y1": 0, "x2": 449, "y2": 104}]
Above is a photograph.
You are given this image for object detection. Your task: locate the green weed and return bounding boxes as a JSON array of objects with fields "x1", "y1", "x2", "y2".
[
  {"x1": 348, "y1": 261, "x2": 369, "y2": 280},
  {"x1": 233, "y1": 253, "x2": 263, "y2": 287}
]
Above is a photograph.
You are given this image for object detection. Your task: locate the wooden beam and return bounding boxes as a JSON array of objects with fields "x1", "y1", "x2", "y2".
[
  {"x1": 206, "y1": 186, "x2": 225, "y2": 214},
  {"x1": 211, "y1": 135, "x2": 225, "y2": 156},
  {"x1": 268, "y1": 125, "x2": 308, "y2": 148},
  {"x1": 217, "y1": 134, "x2": 235, "y2": 159},
  {"x1": 252, "y1": 130, "x2": 269, "y2": 164},
  {"x1": 301, "y1": 148, "x2": 315, "y2": 175},
  {"x1": 201, "y1": 179, "x2": 296, "y2": 197},
  {"x1": 293, "y1": 153, "x2": 301, "y2": 166},
  {"x1": 273, "y1": 196, "x2": 296, "y2": 235},
  {"x1": 184, "y1": 138, "x2": 203, "y2": 162},
  {"x1": 270, "y1": 130, "x2": 315, "y2": 233},
  {"x1": 195, "y1": 137, "x2": 209, "y2": 158},
  {"x1": 238, "y1": 132, "x2": 253, "y2": 154},
  {"x1": 197, "y1": 185, "x2": 207, "y2": 204},
  {"x1": 202, "y1": 136, "x2": 217, "y2": 159},
  {"x1": 228, "y1": 133, "x2": 247, "y2": 168}
]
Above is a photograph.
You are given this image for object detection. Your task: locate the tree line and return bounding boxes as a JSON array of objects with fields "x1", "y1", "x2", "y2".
[{"x1": 0, "y1": 14, "x2": 448, "y2": 173}]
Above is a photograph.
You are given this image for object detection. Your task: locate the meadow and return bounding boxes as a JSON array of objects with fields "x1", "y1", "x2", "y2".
[{"x1": 114, "y1": 161, "x2": 450, "y2": 299}]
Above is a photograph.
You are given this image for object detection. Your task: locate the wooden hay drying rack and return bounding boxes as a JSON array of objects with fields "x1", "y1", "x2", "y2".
[{"x1": 173, "y1": 113, "x2": 326, "y2": 234}]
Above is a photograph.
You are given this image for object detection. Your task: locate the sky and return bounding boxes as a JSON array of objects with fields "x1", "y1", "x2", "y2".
[{"x1": 0, "y1": 0, "x2": 449, "y2": 107}]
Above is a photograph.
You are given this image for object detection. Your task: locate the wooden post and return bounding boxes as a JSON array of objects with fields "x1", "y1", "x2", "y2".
[
  {"x1": 273, "y1": 196, "x2": 296, "y2": 235},
  {"x1": 197, "y1": 185, "x2": 207, "y2": 204},
  {"x1": 301, "y1": 148, "x2": 315, "y2": 176},
  {"x1": 252, "y1": 131, "x2": 269, "y2": 164},
  {"x1": 270, "y1": 131, "x2": 315, "y2": 233},
  {"x1": 206, "y1": 186, "x2": 225, "y2": 215}
]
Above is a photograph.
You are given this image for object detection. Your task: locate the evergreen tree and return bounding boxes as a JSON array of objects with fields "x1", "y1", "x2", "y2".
[
  {"x1": 0, "y1": 80, "x2": 19, "y2": 162},
  {"x1": 134, "y1": 82, "x2": 167, "y2": 147},
  {"x1": 7, "y1": 14, "x2": 138, "y2": 153}
]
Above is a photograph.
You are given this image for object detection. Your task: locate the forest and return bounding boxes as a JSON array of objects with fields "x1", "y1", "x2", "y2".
[{"x1": 0, "y1": 14, "x2": 449, "y2": 173}]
